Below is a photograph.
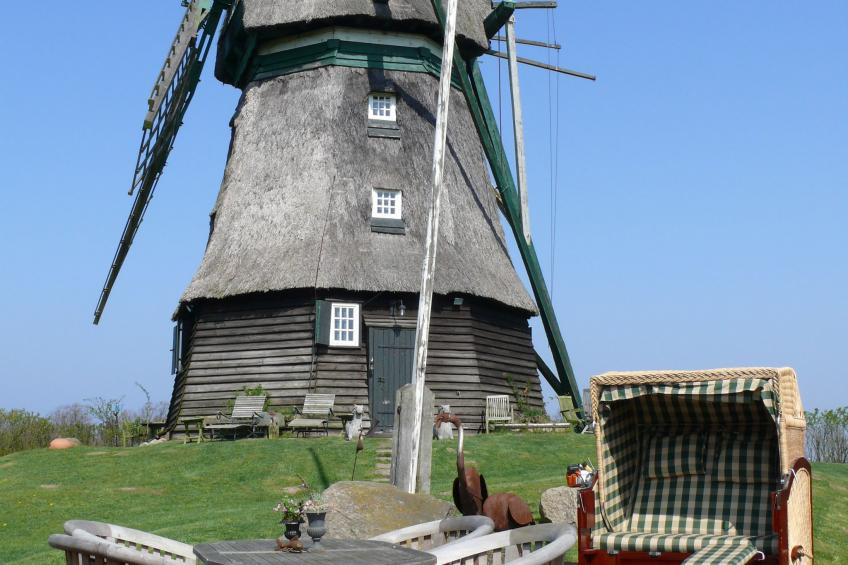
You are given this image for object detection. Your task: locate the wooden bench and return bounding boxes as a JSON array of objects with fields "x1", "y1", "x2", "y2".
[
  {"x1": 484, "y1": 395, "x2": 513, "y2": 433},
  {"x1": 289, "y1": 394, "x2": 335, "y2": 437},
  {"x1": 206, "y1": 395, "x2": 267, "y2": 440}
]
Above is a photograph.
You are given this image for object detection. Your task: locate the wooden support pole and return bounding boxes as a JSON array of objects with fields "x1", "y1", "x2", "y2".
[
  {"x1": 506, "y1": 16, "x2": 532, "y2": 243},
  {"x1": 405, "y1": 0, "x2": 460, "y2": 494}
]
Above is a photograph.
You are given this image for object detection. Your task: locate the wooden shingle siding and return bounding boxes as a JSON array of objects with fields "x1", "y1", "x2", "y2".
[{"x1": 167, "y1": 292, "x2": 542, "y2": 436}]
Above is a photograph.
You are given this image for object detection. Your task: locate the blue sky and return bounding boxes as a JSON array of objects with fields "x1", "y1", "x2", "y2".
[{"x1": 0, "y1": 2, "x2": 845, "y2": 415}]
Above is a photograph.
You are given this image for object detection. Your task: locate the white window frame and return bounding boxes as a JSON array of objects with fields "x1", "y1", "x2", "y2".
[
  {"x1": 368, "y1": 93, "x2": 397, "y2": 122},
  {"x1": 329, "y1": 303, "x2": 360, "y2": 347},
  {"x1": 372, "y1": 188, "x2": 402, "y2": 220}
]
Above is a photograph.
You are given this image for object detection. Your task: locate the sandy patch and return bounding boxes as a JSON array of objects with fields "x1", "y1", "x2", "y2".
[
  {"x1": 40, "y1": 484, "x2": 61, "y2": 490},
  {"x1": 86, "y1": 451, "x2": 110, "y2": 456},
  {"x1": 116, "y1": 486, "x2": 164, "y2": 495},
  {"x1": 0, "y1": 462, "x2": 15, "y2": 469}
]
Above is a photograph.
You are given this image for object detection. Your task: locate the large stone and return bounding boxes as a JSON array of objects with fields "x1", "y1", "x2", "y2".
[
  {"x1": 539, "y1": 486, "x2": 580, "y2": 525},
  {"x1": 49, "y1": 438, "x2": 81, "y2": 450},
  {"x1": 323, "y1": 481, "x2": 455, "y2": 540}
]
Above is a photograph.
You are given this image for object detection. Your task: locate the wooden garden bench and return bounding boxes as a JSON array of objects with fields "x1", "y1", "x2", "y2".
[
  {"x1": 484, "y1": 395, "x2": 513, "y2": 433},
  {"x1": 289, "y1": 393, "x2": 335, "y2": 436},
  {"x1": 205, "y1": 395, "x2": 267, "y2": 440}
]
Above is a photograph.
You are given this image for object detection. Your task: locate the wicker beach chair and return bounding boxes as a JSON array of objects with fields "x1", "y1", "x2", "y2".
[
  {"x1": 426, "y1": 523, "x2": 577, "y2": 565},
  {"x1": 573, "y1": 367, "x2": 813, "y2": 565},
  {"x1": 370, "y1": 516, "x2": 495, "y2": 551}
]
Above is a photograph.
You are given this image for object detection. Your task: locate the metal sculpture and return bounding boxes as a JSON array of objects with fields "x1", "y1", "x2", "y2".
[{"x1": 436, "y1": 414, "x2": 535, "y2": 531}]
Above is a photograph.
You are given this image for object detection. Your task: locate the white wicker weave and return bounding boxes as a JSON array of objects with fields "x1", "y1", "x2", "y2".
[
  {"x1": 427, "y1": 523, "x2": 577, "y2": 565},
  {"x1": 370, "y1": 516, "x2": 494, "y2": 551}
]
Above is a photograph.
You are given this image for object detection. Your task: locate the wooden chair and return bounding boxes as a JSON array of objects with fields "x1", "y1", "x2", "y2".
[
  {"x1": 370, "y1": 516, "x2": 495, "y2": 551},
  {"x1": 484, "y1": 395, "x2": 513, "y2": 433},
  {"x1": 205, "y1": 395, "x2": 267, "y2": 440},
  {"x1": 289, "y1": 393, "x2": 335, "y2": 436},
  {"x1": 557, "y1": 395, "x2": 586, "y2": 432},
  {"x1": 427, "y1": 523, "x2": 577, "y2": 565},
  {"x1": 56, "y1": 519, "x2": 195, "y2": 564}
]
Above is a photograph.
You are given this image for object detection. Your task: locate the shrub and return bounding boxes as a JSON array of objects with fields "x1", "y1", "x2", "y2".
[
  {"x1": 0, "y1": 409, "x2": 53, "y2": 456},
  {"x1": 806, "y1": 407, "x2": 848, "y2": 463},
  {"x1": 49, "y1": 404, "x2": 96, "y2": 445}
]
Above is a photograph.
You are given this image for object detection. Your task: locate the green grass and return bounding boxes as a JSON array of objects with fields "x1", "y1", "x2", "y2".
[{"x1": 0, "y1": 434, "x2": 844, "y2": 563}]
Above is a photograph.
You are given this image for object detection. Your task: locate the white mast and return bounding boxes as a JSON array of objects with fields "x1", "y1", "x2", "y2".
[{"x1": 406, "y1": 0, "x2": 460, "y2": 493}]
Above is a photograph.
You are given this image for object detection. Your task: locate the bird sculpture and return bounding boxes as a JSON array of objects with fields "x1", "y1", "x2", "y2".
[{"x1": 435, "y1": 413, "x2": 535, "y2": 531}]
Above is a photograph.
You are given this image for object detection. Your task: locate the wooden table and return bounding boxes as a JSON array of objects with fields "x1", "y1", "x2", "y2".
[
  {"x1": 179, "y1": 416, "x2": 206, "y2": 444},
  {"x1": 194, "y1": 539, "x2": 436, "y2": 565}
]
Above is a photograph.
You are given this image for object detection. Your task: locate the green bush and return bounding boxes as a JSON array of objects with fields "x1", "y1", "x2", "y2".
[{"x1": 0, "y1": 409, "x2": 53, "y2": 456}]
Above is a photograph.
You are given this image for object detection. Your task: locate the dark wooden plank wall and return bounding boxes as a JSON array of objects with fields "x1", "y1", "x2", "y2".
[{"x1": 166, "y1": 293, "x2": 543, "y2": 436}]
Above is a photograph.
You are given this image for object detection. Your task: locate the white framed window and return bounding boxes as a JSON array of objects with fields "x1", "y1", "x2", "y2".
[
  {"x1": 372, "y1": 189, "x2": 402, "y2": 220},
  {"x1": 330, "y1": 303, "x2": 360, "y2": 347},
  {"x1": 368, "y1": 93, "x2": 397, "y2": 122}
]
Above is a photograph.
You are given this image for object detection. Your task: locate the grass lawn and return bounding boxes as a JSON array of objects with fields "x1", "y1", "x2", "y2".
[{"x1": 0, "y1": 433, "x2": 844, "y2": 563}]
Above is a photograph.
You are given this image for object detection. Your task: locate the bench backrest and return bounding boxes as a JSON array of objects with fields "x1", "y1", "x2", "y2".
[
  {"x1": 627, "y1": 429, "x2": 778, "y2": 538},
  {"x1": 485, "y1": 395, "x2": 512, "y2": 421},
  {"x1": 231, "y1": 395, "x2": 266, "y2": 419},
  {"x1": 302, "y1": 393, "x2": 335, "y2": 416}
]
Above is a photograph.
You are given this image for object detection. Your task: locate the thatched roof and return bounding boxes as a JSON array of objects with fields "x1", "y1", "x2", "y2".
[
  {"x1": 235, "y1": 0, "x2": 492, "y2": 55},
  {"x1": 181, "y1": 66, "x2": 536, "y2": 314}
]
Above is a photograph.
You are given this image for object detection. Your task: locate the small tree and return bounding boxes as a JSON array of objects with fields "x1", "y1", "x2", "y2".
[{"x1": 85, "y1": 397, "x2": 124, "y2": 447}]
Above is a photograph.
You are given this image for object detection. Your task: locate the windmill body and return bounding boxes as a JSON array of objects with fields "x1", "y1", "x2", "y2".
[{"x1": 162, "y1": 0, "x2": 546, "y2": 434}]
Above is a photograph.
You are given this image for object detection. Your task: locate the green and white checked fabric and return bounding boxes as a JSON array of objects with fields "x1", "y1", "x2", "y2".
[
  {"x1": 644, "y1": 433, "x2": 706, "y2": 479},
  {"x1": 682, "y1": 541, "x2": 759, "y2": 565},
  {"x1": 595, "y1": 531, "x2": 777, "y2": 554},
  {"x1": 714, "y1": 433, "x2": 776, "y2": 484},
  {"x1": 596, "y1": 382, "x2": 780, "y2": 536},
  {"x1": 627, "y1": 470, "x2": 774, "y2": 536},
  {"x1": 599, "y1": 378, "x2": 777, "y2": 419}
]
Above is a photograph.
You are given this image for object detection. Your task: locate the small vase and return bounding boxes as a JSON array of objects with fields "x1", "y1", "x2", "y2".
[
  {"x1": 283, "y1": 520, "x2": 302, "y2": 541},
  {"x1": 306, "y1": 512, "x2": 327, "y2": 548}
]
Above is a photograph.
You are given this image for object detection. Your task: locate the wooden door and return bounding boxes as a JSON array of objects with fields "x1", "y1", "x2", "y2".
[{"x1": 369, "y1": 326, "x2": 415, "y2": 431}]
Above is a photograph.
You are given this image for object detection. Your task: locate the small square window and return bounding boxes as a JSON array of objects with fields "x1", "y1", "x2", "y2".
[
  {"x1": 329, "y1": 303, "x2": 360, "y2": 347},
  {"x1": 368, "y1": 94, "x2": 397, "y2": 122},
  {"x1": 372, "y1": 189, "x2": 402, "y2": 220}
]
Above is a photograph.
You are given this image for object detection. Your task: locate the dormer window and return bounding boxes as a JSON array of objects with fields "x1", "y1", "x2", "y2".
[
  {"x1": 372, "y1": 189, "x2": 402, "y2": 220},
  {"x1": 370, "y1": 188, "x2": 406, "y2": 234},
  {"x1": 367, "y1": 93, "x2": 401, "y2": 139},
  {"x1": 368, "y1": 93, "x2": 396, "y2": 122}
]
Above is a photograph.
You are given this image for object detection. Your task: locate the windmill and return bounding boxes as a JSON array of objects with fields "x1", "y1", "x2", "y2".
[{"x1": 94, "y1": 0, "x2": 594, "y2": 438}]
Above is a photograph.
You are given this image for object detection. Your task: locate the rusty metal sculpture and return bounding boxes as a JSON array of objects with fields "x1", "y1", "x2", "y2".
[{"x1": 435, "y1": 413, "x2": 535, "y2": 531}]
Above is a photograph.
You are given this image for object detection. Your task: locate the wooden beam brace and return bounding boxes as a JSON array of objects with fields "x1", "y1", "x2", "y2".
[
  {"x1": 487, "y1": 50, "x2": 596, "y2": 81},
  {"x1": 534, "y1": 350, "x2": 561, "y2": 392},
  {"x1": 484, "y1": 2, "x2": 516, "y2": 39}
]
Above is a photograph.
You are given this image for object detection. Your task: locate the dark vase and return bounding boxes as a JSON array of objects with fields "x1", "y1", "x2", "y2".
[
  {"x1": 284, "y1": 520, "x2": 302, "y2": 541},
  {"x1": 306, "y1": 512, "x2": 327, "y2": 548}
]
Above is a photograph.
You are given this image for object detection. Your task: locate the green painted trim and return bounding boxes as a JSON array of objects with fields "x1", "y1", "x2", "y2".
[
  {"x1": 248, "y1": 40, "x2": 461, "y2": 87},
  {"x1": 484, "y1": 2, "x2": 517, "y2": 39},
  {"x1": 430, "y1": 0, "x2": 581, "y2": 406}
]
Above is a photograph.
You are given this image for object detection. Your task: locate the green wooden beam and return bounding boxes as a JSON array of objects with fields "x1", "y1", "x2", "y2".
[
  {"x1": 484, "y1": 2, "x2": 517, "y2": 39},
  {"x1": 430, "y1": 0, "x2": 581, "y2": 407}
]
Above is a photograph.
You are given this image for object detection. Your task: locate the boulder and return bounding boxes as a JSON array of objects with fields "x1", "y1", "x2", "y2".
[
  {"x1": 539, "y1": 486, "x2": 580, "y2": 525},
  {"x1": 323, "y1": 481, "x2": 455, "y2": 539},
  {"x1": 49, "y1": 438, "x2": 81, "y2": 450}
]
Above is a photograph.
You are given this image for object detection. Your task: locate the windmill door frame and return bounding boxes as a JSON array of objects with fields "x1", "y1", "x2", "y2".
[{"x1": 368, "y1": 326, "x2": 415, "y2": 432}]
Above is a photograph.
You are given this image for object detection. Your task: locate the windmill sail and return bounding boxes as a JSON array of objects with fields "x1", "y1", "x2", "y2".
[{"x1": 93, "y1": 0, "x2": 228, "y2": 324}]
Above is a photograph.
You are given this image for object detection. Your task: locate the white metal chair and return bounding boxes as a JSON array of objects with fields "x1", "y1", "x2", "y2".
[
  {"x1": 485, "y1": 395, "x2": 513, "y2": 433},
  {"x1": 370, "y1": 516, "x2": 494, "y2": 551},
  {"x1": 62, "y1": 520, "x2": 196, "y2": 564},
  {"x1": 427, "y1": 523, "x2": 577, "y2": 565}
]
